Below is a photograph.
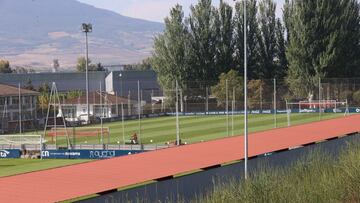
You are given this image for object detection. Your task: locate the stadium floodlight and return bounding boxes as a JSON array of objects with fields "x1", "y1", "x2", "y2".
[
  {"x1": 233, "y1": 0, "x2": 248, "y2": 179},
  {"x1": 81, "y1": 23, "x2": 92, "y2": 124},
  {"x1": 82, "y1": 23, "x2": 92, "y2": 33}
]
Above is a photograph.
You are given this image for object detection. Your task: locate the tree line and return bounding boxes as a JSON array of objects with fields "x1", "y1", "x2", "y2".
[{"x1": 151, "y1": 0, "x2": 360, "y2": 98}]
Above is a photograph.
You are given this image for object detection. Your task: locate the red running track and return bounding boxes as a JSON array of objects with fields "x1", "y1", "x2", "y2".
[{"x1": 1, "y1": 115, "x2": 360, "y2": 202}]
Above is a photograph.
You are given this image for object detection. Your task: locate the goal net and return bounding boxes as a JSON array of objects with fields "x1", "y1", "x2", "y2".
[
  {"x1": 284, "y1": 100, "x2": 349, "y2": 127},
  {"x1": 0, "y1": 135, "x2": 43, "y2": 145},
  {"x1": 46, "y1": 127, "x2": 110, "y2": 145},
  {"x1": 287, "y1": 100, "x2": 349, "y2": 113}
]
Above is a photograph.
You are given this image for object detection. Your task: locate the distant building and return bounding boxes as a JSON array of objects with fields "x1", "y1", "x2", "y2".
[
  {"x1": 61, "y1": 92, "x2": 137, "y2": 122},
  {"x1": 103, "y1": 65, "x2": 125, "y2": 72},
  {"x1": 0, "y1": 71, "x2": 106, "y2": 92},
  {"x1": 0, "y1": 84, "x2": 39, "y2": 133},
  {"x1": 105, "y1": 70, "x2": 161, "y2": 102}
]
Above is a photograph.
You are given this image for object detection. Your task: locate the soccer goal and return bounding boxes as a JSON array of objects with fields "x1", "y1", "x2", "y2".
[
  {"x1": 285, "y1": 99, "x2": 349, "y2": 127},
  {"x1": 0, "y1": 134, "x2": 44, "y2": 145},
  {"x1": 46, "y1": 127, "x2": 110, "y2": 145},
  {"x1": 287, "y1": 100, "x2": 349, "y2": 114}
]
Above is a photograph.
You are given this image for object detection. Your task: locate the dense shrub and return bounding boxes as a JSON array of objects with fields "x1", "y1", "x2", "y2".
[{"x1": 193, "y1": 140, "x2": 360, "y2": 203}]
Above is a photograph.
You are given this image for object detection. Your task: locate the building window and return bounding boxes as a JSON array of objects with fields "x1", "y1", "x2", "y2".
[
  {"x1": 12, "y1": 97, "x2": 19, "y2": 105},
  {"x1": 24, "y1": 96, "x2": 31, "y2": 104},
  {"x1": 0, "y1": 97, "x2": 7, "y2": 105}
]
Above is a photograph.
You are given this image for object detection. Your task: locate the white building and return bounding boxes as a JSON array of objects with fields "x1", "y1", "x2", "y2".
[
  {"x1": 0, "y1": 84, "x2": 39, "y2": 133},
  {"x1": 61, "y1": 91, "x2": 137, "y2": 122}
]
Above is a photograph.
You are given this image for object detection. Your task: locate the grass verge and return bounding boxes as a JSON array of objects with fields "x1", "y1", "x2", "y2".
[{"x1": 193, "y1": 138, "x2": 360, "y2": 203}]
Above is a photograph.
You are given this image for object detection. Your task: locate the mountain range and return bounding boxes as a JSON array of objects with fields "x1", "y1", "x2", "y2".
[{"x1": 0, "y1": 0, "x2": 164, "y2": 71}]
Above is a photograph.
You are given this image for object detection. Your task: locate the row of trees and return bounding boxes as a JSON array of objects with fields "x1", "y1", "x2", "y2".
[
  {"x1": 0, "y1": 60, "x2": 36, "y2": 74},
  {"x1": 151, "y1": 0, "x2": 360, "y2": 99},
  {"x1": 23, "y1": 81, "x2": 83, "y2": 114}
]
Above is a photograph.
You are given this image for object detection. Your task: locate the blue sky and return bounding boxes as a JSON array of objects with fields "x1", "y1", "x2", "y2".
[{"x1": 77, "y1": 0, "x2": 285, "y2": 23}]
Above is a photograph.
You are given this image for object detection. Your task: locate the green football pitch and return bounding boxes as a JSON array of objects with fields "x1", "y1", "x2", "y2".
[
  {"x1": 0, "y1": 159, "x2": 89, "y2": 177},
  {"x1": 45, "y1": 113, "x2": 343, "y2": 146},
  {"x1": 0, "y1": 113, "x2": 344, "y2": 177}
]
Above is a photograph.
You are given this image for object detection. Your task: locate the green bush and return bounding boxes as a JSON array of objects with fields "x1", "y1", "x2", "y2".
[
  {"x1": 193, "y1": 139, "x2": 360, "y2": 203},
  {"x1": 353, "y1": 90, "x2": 360, "y2": 105}
]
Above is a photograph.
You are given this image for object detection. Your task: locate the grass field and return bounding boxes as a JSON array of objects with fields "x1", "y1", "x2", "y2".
[
  {"x1": 0, "y1": 159, "x2": 89, "y2": 177},
  {"x1": 45, "y1": 113, "x2": 343, "y2": 146},
  {"x1": 0, "y1": 113, "x2": 345, "y2": 178}
]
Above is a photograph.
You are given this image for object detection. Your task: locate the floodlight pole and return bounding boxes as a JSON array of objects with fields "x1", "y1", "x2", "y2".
[{"x1": 82, "y1": 23, "x2": 92, "y2": 124}]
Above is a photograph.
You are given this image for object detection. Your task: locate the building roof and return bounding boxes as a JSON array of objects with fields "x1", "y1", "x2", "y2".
[
  {"x1": 63, "y1": 91, "x2": 136, "y2": 105},
  {"x1": 0, "y1": 83, "x2": 39, "y2": 96},
  {"x1": 0, "y1": 71, "x2": 106, "y2": 92}
]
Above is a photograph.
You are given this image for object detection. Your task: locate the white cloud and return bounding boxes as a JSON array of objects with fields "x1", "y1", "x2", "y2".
[{"x1": 78, "y1": 0, "x2": 285, "y2": 23}]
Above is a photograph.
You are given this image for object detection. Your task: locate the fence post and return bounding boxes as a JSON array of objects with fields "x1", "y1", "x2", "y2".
[
  {"x1": 274, "y1": 78, "x2": 277, "y2": 128},
  {"x1": 232, "y1": 87, "x2": 235, "y2": 136},
  {"x1": 137, "y1": 81, "x2": 142, "y2": 145},
  {"x1": 176, "y1": 80, "x2": 180, "y2": 145},
  {"x1": 319, "y1": 77, "x2": 322, "y2": 121},
  {"x1": 226, "y1": 80, "x2": 229, "y2": 137}
]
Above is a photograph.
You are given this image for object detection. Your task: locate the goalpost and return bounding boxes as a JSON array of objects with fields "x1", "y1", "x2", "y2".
[
  {"x1": 46, "y1": 127, "x2": 111, "y2": 146},
  {"x1": 0, "y1": 134, "x2": 44, "y2": 146},
  {"x1": 285, "y1": 100, "x2": 349, "y2": 126}
]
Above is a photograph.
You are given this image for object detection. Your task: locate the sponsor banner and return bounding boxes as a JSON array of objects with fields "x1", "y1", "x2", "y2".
[
  {"x1": 351, "y1": 107, "x2": 360, "y2": 113},
  {"x1": 0, "y1": 149, "x2": 21, "y2": 158},
  {"x1": 41, "y1": 150, "x2": 145, "y2": 159},
  {"x1": 166, "y1": 108, "x2": 360, "y2": 116}
]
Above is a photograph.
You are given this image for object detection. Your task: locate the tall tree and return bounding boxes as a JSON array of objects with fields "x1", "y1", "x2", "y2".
[
  {"x1": 76, "y1": 57, "x2": 98, "y2": 72},
  {"x1": 24, "y1": 79, "x2": 35, "y2": 91},
  {"x1": 233, "y1": 0, "x2": 261, "y2": 79},
  {"x1": 214, "y1": 0, "x2": 234, "y2": 76},
  {"x1": 0, "y1": 60, "x2": 12, "y2": 73},
  {"x1": 151, "y1": 4, "x2": 190, "y2": 91},
  {"x1": 188, "y1": 0, "x2": 217, "y2": 82},
  {"x1": 286, "y1": 0, "x2": 360, "y2": 98},
  {"x1": 257, "y1": 0, "x2": 277, "y2": 79},
  {"x1": 275, "y1": 18, "x2": 288, "y2": 79},
  {"x1": 211, "y1": 69, "x2": 244, "y2": 106},
  {"x1": 283, "y1": 0, "x2": 294, "y2": 43}
]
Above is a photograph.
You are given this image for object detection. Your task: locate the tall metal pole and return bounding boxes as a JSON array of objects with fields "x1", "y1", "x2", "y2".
[
  {"x1": 18, "y1": 83, "x2": 22, "y2": 134},
  {"x1": 176, "y1": 81, "x2": 180, "y2": 145},
  {"x1": 226, "y1": 79, "x2": 229, "y2": 137},
  {"x1": 137, "y1": 80, "x2": 142, "y2": 145},
  {"x1": 319, "y1": 77, "x2": 321, "y2": 121},
  {"x1": 206, "y1": 87, "x2": 209, "y2": 114},
  {"x1": 50, "y1": 93, "x2": 58, "y2": 149},
  {"x1": 121, "y1": 103, "x2": 125, "y2": 145},
  {"x1": 100, "y1": 82, "x2": 104, "y2": 146},
  {"x1": 85, "y1": 31, "x2": 90, "y2": 124},
  {"x1": 243, "y1": 0, "x2": 249, "y2": 180},
  {"x1": 151, "y1": 90, "x2": 155, "y2": 114},
  {"x1": 274, "y1": 78, "x2": 277, "y2": 128},
  {"x1": 232, "y1": 87, "x2": 235, "y2": 136},
  {"x1": 128, "y1": 90, "x2": 131, "y2": 116},
  {"x1": 116, "y1": 92, "x2": 119, "y2": 116}
]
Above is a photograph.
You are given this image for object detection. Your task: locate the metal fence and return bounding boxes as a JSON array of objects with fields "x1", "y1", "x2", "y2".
[{"x1": 1, "y1": 78, "x2": 359, "y2": 149}]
